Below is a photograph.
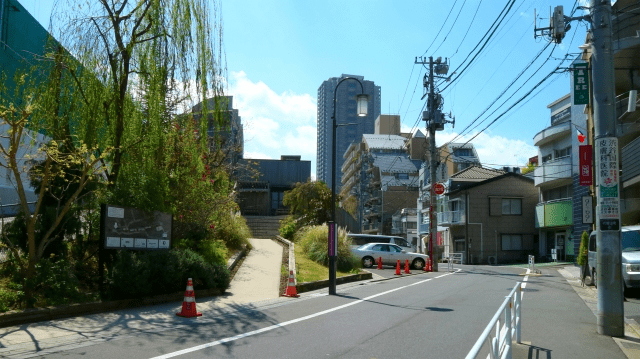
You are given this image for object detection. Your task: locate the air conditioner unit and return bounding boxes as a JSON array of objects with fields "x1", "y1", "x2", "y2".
[{"x1": 488, "y1": 256, "x2": 497, "y2": 265}]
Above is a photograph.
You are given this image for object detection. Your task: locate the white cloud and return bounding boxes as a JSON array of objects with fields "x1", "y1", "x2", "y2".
[
  {"x1": 228, "y1": 71, "x2": 318, "y2": 172},
  {"x1": 436, "y1": 130, "x2": 537, "y2": 168}
]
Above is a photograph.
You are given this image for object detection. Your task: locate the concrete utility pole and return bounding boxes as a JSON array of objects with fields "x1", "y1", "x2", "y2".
[
  {"x1": 415, "y1": 56, "x2": 452, "y2": 267},
  {"x1": 534, "y1": 2, "x2": 623, "y2": 336},
  {"x1": 590, "y1": 0, "x2": 624, "y2": 337}
]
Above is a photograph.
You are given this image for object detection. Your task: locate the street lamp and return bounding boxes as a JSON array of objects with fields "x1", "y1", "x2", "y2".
[{"x1": 329, "y1": 77, "x2": 368, "y2": 295}]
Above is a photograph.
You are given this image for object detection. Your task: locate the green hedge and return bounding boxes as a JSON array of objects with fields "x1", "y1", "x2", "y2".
[{"x1": 107, "y1": 248, "x2": 229, "y2": 300}]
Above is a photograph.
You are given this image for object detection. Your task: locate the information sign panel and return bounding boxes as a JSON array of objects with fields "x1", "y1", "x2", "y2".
[{"x1": 101, "y1": 205, "x2": 172, "y2": 250}]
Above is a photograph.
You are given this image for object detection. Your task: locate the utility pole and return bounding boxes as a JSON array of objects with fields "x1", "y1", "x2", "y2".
[
  {"x1": 415, "y1": 56, "x2": 453, "y2": 268},
  {"x1": 534, "y1": 2, "x2": 623, "y2": 336}
]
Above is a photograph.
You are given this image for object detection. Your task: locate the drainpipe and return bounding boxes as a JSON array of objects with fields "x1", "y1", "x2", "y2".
[{"x1": 467, "y1": 192, "x2": 483, "y2": 264}]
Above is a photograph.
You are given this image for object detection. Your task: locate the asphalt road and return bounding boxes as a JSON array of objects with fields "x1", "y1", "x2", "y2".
[{"x1": 28, "y1": 265, "x2": 531, "y2": 359}]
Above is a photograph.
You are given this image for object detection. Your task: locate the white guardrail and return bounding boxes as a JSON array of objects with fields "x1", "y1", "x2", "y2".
[{"x1": 465, "y1": 282, "x2": 522, "y2": 359}]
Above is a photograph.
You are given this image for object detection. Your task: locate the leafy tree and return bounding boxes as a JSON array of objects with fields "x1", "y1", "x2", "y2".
[
  {"x1": 521, "y1": 162, "x2": 536, "y2": 175},
  {"x1": 0, "y1": 75, "x2": 110, "y2": 307},
  {"x1": 49, "y1": 0, "x2": 227, "y2": 193},
  {"x1": 283, "y1": 180, "x2": 339, "y2": 227}
]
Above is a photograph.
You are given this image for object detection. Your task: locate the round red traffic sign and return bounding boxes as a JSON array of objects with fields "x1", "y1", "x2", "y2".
[{"x1": 433, "y1": 183, "x2": 445, "y2": 195}]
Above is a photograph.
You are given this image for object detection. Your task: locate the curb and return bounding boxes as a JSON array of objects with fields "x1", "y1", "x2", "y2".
[
  {"x1": 0, "y1": 288, "x2": 225, "y2": 328},
  {"x1": 297, "y1": 272, "x2": 373, "y2": 293},
  {"x1": 274, "y1": 235, "x2": 296, "y2": 286},
  {"x1": 0, "y1": 248, "x2": 249, "y2": 329}
]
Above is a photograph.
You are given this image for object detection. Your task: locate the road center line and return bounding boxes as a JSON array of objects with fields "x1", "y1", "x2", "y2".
[{"x1": 149, "y1": 269, "x2": 461, "y2": 359}]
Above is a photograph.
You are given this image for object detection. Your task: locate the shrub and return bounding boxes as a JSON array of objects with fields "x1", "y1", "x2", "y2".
[
  {"x1": 0, "y1": 288, "x2": 19, "y2": 312},
  {"x1": 107, "y1": 248, "x2": 230, "y2": 300},
  {"x1": 198, "y1": 239, "x2": 228, "y2": 266},
  {"x1": 279, "y1": 216, "x2": 297, "y2": 240},
  {"x1": 577, "y1": 230, "x2": 589, "y2": 266},
  {"x1": 26, "y1": 257, "x2": 81, "y2": 307},
  {"x1": 297, "y1": 225, "x2": 359, "y2": 272}
]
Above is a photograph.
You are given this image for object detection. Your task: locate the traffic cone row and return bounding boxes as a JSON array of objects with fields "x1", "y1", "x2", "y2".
[
  {"x1": 284, "y1": 270, "x2": 299, "y2": 297},
  {"x1": 176, "y1": 278, "x2": 202, "y2": 318},
  {"x1": 376, "y1": 257, "x2": 383, "y2": 270}
]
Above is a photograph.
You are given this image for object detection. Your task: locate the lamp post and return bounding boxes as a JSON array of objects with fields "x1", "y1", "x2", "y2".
[{"x1": 329, "y1": 77, "x2": 369, "y2": 295}]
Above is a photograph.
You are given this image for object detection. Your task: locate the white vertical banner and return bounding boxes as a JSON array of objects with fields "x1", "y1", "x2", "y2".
[{"x1": 595, "y1": 137, "x2": 621, "y2": 231}]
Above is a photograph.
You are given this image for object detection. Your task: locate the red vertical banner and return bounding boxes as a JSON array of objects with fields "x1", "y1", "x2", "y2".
[{"x1": 579, "y1": 145, "x2": 593, "y2": 186}]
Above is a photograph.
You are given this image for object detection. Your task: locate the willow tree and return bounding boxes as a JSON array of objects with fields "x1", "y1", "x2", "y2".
[{"x1": 50, "y1": 0, "x2": 227, "y2": 204}]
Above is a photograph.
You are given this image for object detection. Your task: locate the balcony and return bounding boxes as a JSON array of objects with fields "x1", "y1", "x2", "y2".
[
  {"x1": 535, "y1": 199, "x2": 573, "y2": 229},
  {"x1": 437, "y1": 210, "x2": 465, "y2": 225},
  {"x1": 534, "y1": 156, "x2": 572, "y2": 187},
  {"x1": 533, "y1": 121, "x2": 571, "y2": 147}
]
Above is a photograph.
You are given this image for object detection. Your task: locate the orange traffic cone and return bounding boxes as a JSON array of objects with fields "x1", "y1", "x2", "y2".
[
  {"x1": 284, "y1": 270, "x2": 299, "y2": 297},
  {"x1": 395, "y1": 260, "x2": 402, "y2": 275},
  {"x1": 428, "y1": 257, "x2": 433, "y2": 272},
  {"x1": 424, "y1": 257, "x2": 431, "y2": 272},
  {"x1": 377, "y1": 257, "x2": 383, "y2": 270},
  {"x1": 176, "y1": 278, "x2": 202, "y2": 318},
  {"x1": 404, "y1": 259, "x2": 411, "y2": 274}
]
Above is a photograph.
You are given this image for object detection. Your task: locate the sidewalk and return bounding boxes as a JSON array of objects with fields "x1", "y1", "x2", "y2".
[
  {"x1": 512, "y1": 264, "x2": 640, "y2": 359},
  {"x1": 0, "y1": 238, "x2": 285, "y2": 358}
]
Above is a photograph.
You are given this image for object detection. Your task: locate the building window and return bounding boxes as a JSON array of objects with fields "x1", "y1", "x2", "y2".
[
  {"x1": 396, "y1": 173, "x2": 409, "y2": 180},
  {"x1": 541, "y1": 154, "x2": 552, "y2": 163},
  {"x1": 454, "y1": 148, "x2": 472, "y2": 157},
  {"x1": 554, "y1": 146, "x2": 571, "y2": 159},
  {"x1": 502, "y1": 234, "x2": 523, "y2": 251},
  {"x1": 502, "y1": 198, "x2": 522, "y2": 215}
]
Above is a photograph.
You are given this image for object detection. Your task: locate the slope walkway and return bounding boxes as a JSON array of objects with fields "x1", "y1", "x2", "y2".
[{"x1": 0, "y1": 237, "x2": 284, "y2": 358}]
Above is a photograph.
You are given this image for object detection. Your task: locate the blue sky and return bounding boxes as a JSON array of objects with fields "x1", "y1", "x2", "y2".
[{"x1": 21, "y1": 0, "x2": 589, "y2": 177}]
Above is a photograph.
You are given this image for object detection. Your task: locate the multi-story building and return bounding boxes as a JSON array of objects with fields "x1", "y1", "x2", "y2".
[
  {"x1": 191, "y1": 96, "x2": 244, "y2": 168},
  {"x1": 340, "y1": 128, "x2": 422, "y2": 236},
  {"x1": 316, "y1": 74, "x2": 381, "y2": 191},
  {"x1": 235, "y1": 155, "x2": 311, "y2": 216},
  {"x1": 533, "y1": 90, "x2": 588, "y2": 262},
  {"x1": 416, "y1": 142, "x2": 482, "y2": 252},
  {"x1": 391, "y1": 208, "x2": 418, "y2": 247},
  {"x1": 0, "y1": 0, "x2": 53, "y2": 216}
]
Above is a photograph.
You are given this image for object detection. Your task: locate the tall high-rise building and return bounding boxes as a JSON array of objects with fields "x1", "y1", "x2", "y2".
[{"x1": 316, "y1": 74, "x2": 381, "y2": 190}]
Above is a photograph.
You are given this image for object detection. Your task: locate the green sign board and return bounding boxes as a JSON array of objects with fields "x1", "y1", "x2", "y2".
[{"x1": 574, "y1": 63, "x2": 589, "y2": 105}]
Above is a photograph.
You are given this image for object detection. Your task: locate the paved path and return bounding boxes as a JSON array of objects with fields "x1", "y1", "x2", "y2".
[
  {"x1": 0, "y1": 238, "x2": 284, "y2": 358},
  {"x1": 223, "y1": 238, "x2": 282, "y2": 303}
]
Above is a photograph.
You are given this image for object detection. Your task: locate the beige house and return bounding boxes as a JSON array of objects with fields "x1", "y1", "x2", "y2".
[{"x1": 438, "y1": 167, "x2": 538, "y2": 264}]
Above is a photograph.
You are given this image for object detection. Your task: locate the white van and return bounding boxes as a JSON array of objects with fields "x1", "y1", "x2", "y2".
[
  {"x1": 587, "y1": 225, "x2": 640, "y2": 292},
  {"x1": 347, "y1": 234, "x2": 415, "y2": 252}
]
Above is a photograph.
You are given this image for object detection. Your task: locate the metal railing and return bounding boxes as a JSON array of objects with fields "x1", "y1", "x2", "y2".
[{"x1": 466, "y1": 282, "x2": 522, "y2": 359}]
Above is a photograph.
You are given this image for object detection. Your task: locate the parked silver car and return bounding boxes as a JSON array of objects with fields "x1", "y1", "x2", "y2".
[
  {"x1": 587, "y1": 225, "x2": 640, "y2": 292},
  {"x1": 351, "y1": 243, "x2": 428, "y2": 270}
]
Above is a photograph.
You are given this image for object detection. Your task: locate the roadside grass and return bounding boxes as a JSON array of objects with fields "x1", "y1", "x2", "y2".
[{"x1": 295, "y1": 245, "x2": 360, "y2": 283}]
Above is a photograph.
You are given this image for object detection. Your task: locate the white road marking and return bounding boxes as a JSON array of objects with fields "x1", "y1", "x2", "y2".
[{"x1": 150, "y1": 269, "x2": 462, "y2": 359}]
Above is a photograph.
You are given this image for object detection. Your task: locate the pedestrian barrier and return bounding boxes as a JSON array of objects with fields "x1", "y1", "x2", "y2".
[
  {"x1": 450, "y1": 253, "x2": 463, "y2": 264},
  {"x1": 176, "y1": 278, "x2": 202, "y2": 318},
  {"x1": 465, "y1": 282, "x2": 522, "y2": 359},
  {"x1": 528, "y1": 255, "x2": 540, "y2": 274}
]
